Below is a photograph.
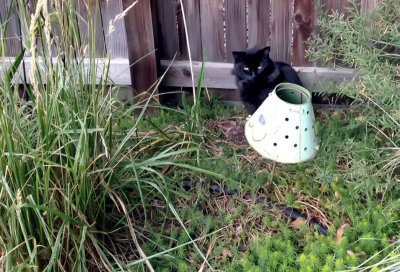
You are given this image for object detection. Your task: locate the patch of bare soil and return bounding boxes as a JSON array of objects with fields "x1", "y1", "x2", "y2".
[{"x1": 206, "y1": 119, "x2": 247, "y2": 146}]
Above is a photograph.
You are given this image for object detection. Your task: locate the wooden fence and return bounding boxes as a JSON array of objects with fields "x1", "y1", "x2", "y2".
[
  {"x1": 156, "y1": 0, "x2": 381, "y2": 64},
  {"x1": 1, "y1": 0, "x2": 131, "y2": 84},
  {"x1": 1, "y1": 0, "x2": 381, "y2": 102},
  {"x1": 156, "y1": 0, "x2": 380, "y2": 101},
  {"x1": 0, "y1": 0, "x2": 158, "y2": 100}
]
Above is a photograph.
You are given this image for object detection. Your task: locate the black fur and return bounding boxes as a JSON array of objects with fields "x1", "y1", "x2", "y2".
[{"x1": 231, "y1": 47, "x2": 303, "y2": 114}]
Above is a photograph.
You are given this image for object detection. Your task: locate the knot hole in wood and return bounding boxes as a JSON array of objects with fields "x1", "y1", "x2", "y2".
[
  {"x1": 182, "y1": 68, "x2": 191, "y2": 77},
  {"x1": 294, "y1": 13, "x2": 303, "y2": 24}
]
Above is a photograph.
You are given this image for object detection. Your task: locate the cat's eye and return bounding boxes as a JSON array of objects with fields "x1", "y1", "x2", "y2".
[
  {"x1": 257, "y1": 66, "x2": 262, "y2": 70},
  {"x1": 244, "y1": 67, "x2": 249, "y2": 71}
]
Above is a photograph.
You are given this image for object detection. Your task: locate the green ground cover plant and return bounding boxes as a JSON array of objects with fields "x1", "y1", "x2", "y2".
[
  {"x1": 227, "y1": 1, "x2": 400, "y2": 271},
  {"x1": 143, "y1": 103, "x2": 399, "y2": 271}
]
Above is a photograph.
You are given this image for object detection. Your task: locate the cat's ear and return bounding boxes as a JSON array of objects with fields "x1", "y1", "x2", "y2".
[
  {"x1": 259, "y1": 46, "x2": 271, "y2": 56},
  {"x1": 232, "y1": 51, "x2": 245, "y2": 62}
]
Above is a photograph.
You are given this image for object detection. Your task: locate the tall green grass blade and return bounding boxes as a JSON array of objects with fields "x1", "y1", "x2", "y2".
[
  {"x1": 144, "y1": 181, "x2": 215, "y2": 271},
  {"x1": 5, "y1": 49, "x2": 25, "y2": 84},
  {"x1": 191, "y1": 55, "x2": 205, "y2": 120},
  {"x1": 73, "y1": 226, "x2": 87, "y2": 272},
  {"x1": 124, "y1": 227, "x2": 226, "y2": 268},
  {"x1": 43, "y1": 222, "x2": 66, "y2": 272},
  {"x1": 132, "y1": 162, "x2": 147, "y2": 224},
  {"x1": 20, "y1": 203, "x2": 86, "y2": 227},
  {"x1": 0, "y1": 0, "x2": 14, "y2": 56}
]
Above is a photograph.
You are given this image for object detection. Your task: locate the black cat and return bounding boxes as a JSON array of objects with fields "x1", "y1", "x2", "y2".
[{"x1": 231, "y1": 46, "x2": 303, "y2": 114}]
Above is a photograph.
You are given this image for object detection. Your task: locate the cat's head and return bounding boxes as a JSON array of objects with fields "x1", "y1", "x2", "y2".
[{"x1": 231, "y1": 47, "x2": 273, "y2": 80}]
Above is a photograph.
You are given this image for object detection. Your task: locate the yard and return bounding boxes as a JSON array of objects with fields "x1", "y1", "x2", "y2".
[{"x1": 0, "y1": 0, "x2": 399, "y2": 271}]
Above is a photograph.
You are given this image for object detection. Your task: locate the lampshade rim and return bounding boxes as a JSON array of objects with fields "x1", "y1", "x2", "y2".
[{"x1": 273, "y1": 83, "x2": 312, "y2": 107}]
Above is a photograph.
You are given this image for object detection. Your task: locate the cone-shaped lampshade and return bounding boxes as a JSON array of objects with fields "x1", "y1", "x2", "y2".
[{"x1": 245, "y1": 83, "x2": 319, "y2": 164}]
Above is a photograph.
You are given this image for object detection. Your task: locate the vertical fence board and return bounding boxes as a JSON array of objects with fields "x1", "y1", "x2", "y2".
[
  {"x1": 247, "y1": 0, "x2": 270, "y2": 49},
  {"x1": 0, "y1": 0, "x2": 22, "y2": 57},
  {"x1": 361, "y1": 0, "x2": 380, "y2": 12},
  {"x1": 154, "y1": 0, "x2": 179, "y2": 60},
  {"x1": 292, "y1": 0, "x2": 315, "y2": 66},
  {"x1": 320, "y1": 0, "x2": 339, "y2": 14},
  {"x1": 200, "y1": 0, "x2": 225, "y2": 62},
  {"x1": 177, "y1": 0, "x2": 202, "y2": 61},
  {"x1": 96, "y1": 1, "x2": 107, "y2": 56},
  {"x1": 321, "y1": 0, "x2": 359, "y2": 16},
  {"x1": 48, "y1": 2, "x2": 64, "y2": 57},
  {"x1": 76, "y1": 0, "x2": 106, "y2": 57},
  {"x1": 341, "y1": 0, "x2": 354, "y2": 12},
  {"x1": 360, "y1": 0, "x2": 366, "y2": 12},
  {"x1": 340, "y1": 0, "x2": 357, "y2": 17},
  {"x1": 18, "y1": 1, "x2": 33, "y2": 58},
  {"x1": 271, "y1": 0, "x2": 293, "y2": 63},
  {"x1": 225, "y1": 0, "x2": 246, "y2": 62},
  {"x1": 123, "y1": 0, "x2": 158, "y2": 108},
  {"x1": 103, "y1": 0, "x2": 129, "y2": 58}
]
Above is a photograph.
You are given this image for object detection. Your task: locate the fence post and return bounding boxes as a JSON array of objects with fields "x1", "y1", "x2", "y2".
[
  {"x1": 292, "y1": 0, "x2": 315, "y2": 66},
  {"x1": 270, "y1": 0, "x2": 293, "y2": 63},
  {"x1": 122, "y1": 0, "x2": 159, "y2": 115}
]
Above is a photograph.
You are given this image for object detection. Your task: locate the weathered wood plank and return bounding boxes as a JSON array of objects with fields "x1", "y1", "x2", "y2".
[
  {"x1": 0, "y1": 0, "x2": 22, "y2": 57},
  {"x1": 76, "y1": 0, "x2": 106, "y2": 57},
  {"x1": 292, "y1": 0, "x2": 315, "y2": 66},
  {"x1": 210, "y1": 88, "x2": 242, "y2": 102},
  {"x1": 177, "y1": 0, "x2": 202, "y2": 61},
  {"x1": 15, "y1": 0, "x2": 32, "y2": 60},
  {"x1": 270, "y1": 0, "x2": 293, "y2": 63},
  {"x1": 123, "y1": 0, "x2": 158, "y2": 111},
  {"x1": 340, "y1": 0, "x2": 357, "y2": 17},
  {"x1": 154, "y1": 0, "x2": 179, "y2": 60},
  {"x1": 319, "y1": 0, "x2": 356, "y2": 26},
  {"x1": 320, "y1": 0, "x2": 339, "y2": 14},
  {"x1": 161, "y1": 60, "x2": 235, "y2": 89},
  {"x1": 360, "y1": 0, "x2": 367, "y2": 12},
  {"x1": 2, "y1": 57, "x2": 130, "y2": 85},
  {"x1": 361, "y1": 0, "x2": 381, "y2": 12},
  {"x1": 321, "y1": 0, "x2": 359, "y2": 17},
  {"x1": 354, "y1": 0, "x2": 362, "y2": 12},
  {"x1": 103, "y1": 0, "x2": 129, "y2": 59},
  {"x1": 225, "y1": 0, "x2": 246, "y2": 62},
  {"x1": 247, "y1": 0, "x2": 270, "y2": 49},
  {"x1": 160, "y1": 60, "x2": 357, "y2": 91},
  {"x1": 199, "y1": 0, "x2": 225, "y2": 62},
  {"x1": 47, "y1": 2, "x2": 64, "y2": 57},
  {"x1": 0, "y1": 57, "x2": 25, "y2": 83},
  {"x1": 94, "y1": 0, "x2": 107, "y2": 56}
]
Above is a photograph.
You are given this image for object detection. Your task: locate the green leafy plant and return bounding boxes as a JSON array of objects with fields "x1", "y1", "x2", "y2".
[
  {"x1": 307, "y1": 0, "x2": 400, "y2": 175},
  {"x1": 230, "y1": 208, "x2": 398, "y2": 272}
]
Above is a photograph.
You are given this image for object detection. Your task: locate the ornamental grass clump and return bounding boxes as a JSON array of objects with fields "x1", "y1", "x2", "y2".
[{"x1": 0, "y1": 1, "x2": 214, "y2": 271}]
